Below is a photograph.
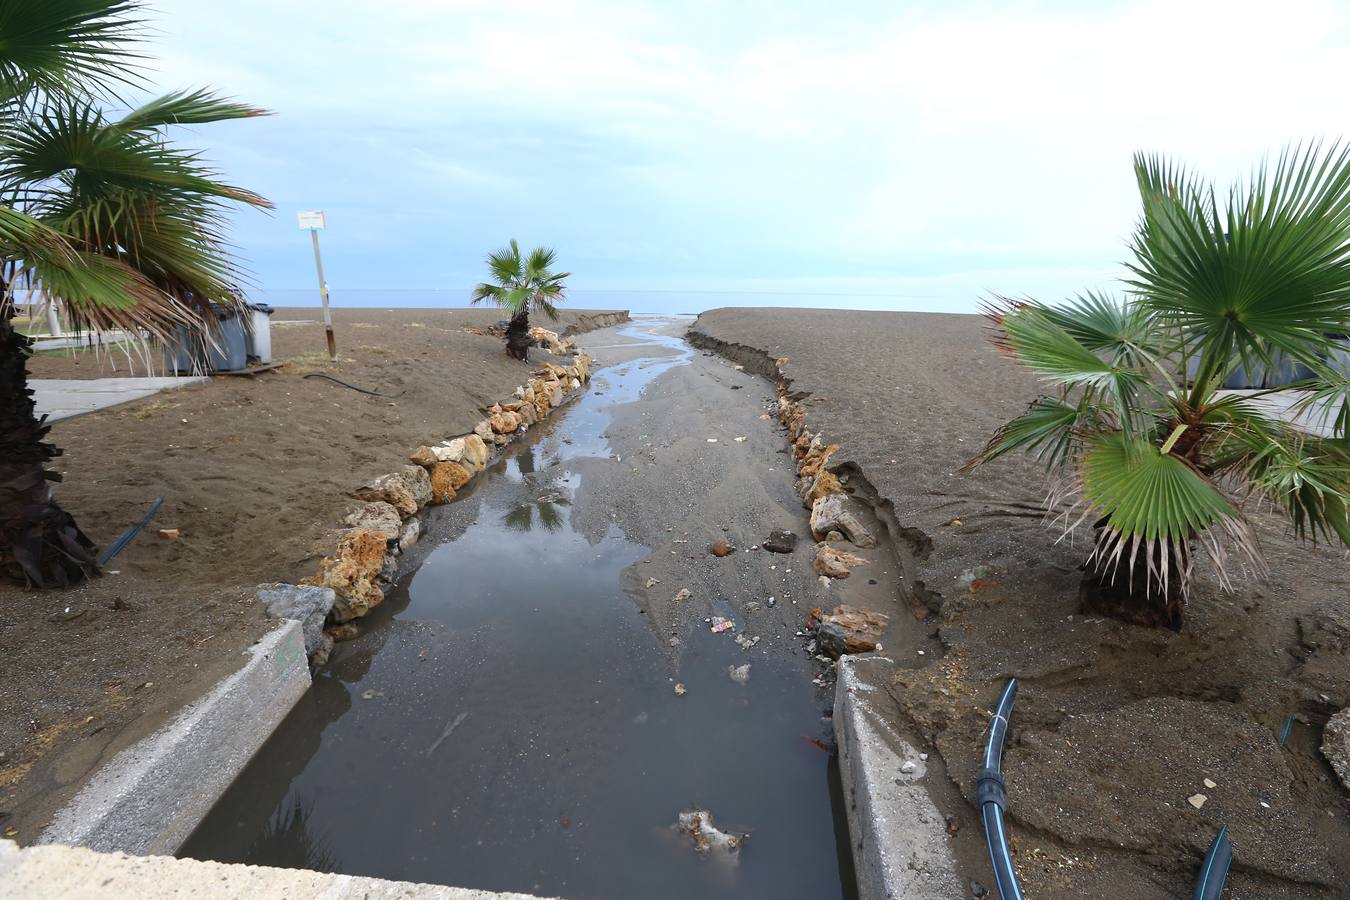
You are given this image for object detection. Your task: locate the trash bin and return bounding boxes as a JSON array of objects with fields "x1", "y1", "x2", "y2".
[
  {"x1": 246, "y1": 302, "x2": 274, "y2": 364},
  {"x1": 162, "y1": 303, "x2": 248, "y2": 373}
]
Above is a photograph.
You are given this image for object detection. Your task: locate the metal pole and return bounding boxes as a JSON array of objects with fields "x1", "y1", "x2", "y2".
[
  {"x1": 45, "y1": 293, "x2": 60, "y2": 337},
  {"x1": 309, "y1": 228, "x2": 336, "y2": 358}
]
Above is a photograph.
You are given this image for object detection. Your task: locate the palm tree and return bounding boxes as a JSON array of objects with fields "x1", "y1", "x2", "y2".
[
  {"x1": 469, "y1": 239, "x2": 569, "y2": 360},
  {"x1": 0, "y1": 1, "x2": 271, "y2": 586},
  {"x1": 965, "y1": 145, "x2": 1350, "y2": 629}
]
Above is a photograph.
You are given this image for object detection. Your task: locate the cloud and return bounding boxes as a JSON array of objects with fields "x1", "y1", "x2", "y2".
[{"x1": 142, "y1": 0, "x2": 1350, "y2": 308}]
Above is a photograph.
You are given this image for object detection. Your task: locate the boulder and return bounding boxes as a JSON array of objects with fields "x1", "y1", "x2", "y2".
[
  {"x1": 806, "y1": 470, "x2": 844, "y2": 504},
  {"x1": 763, "y1": 529, "x2": 798, "y2": 553},
  {"x1": 546, "y1": 382, "x2": 564, "y2": 407},
  {"x1": 356, "y1": 472, "x2": 418, "y2": 517},
  {"x1": 462, "y1": 434, "x2": 490, "y2": 470},
  {"x1": 399, "y1": 464, "x2": 432, "y2": 509},
  {"x1": 1324, "y1": 708, "x2": 1350, "y2": 791},
  {"x1": 568, "y1": 377, "x2": 581, "y2": 390},
  {"x1": 810, "y1": 493, "x2": 877, "y2": 547},
  {"x1": 800, "y1": 444, "x2": 840, "y2": 479},
  {"x1": 430, "y1": 461, "x2": 472, "y2": 503},
  {"x1": 306, "y1": 528, "x2": 388, "y2": 622},
  {"x1": 434, "y1": 438, "x2": 466, "y2": 464},
  {"x1": 518, "y1": 403, "x2": 538, "y2": 427},
  {"x1": 398, "y1": 515, "x2": 421, "y2": 551},
  {"x1": 815, "y1": 605, "x2": 888, "y2": 658},
  {"x1": 408, "y1": 445, "x2": 438, "y2": 468},
  {"x1": 326, "y1": 622, "x2": 360, "y2": 642},
  {"x1": 257, "y1": 583, "x2": 335, "y2": 655},
  {"x1": 473, "y1": 420, "x2": 494, "y2": 442},
  {"x1": 490, "y1": 410, "x2": 521, "y2": 434},
  {"x1": 814, "y1": 542, "x2": 869, "y2": 579},
  {"x1": 343, "y1": 500, "x2": 402, "y2": 539}
]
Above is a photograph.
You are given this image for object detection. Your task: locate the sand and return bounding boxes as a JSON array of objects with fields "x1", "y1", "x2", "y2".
[
  {"x1": 0, "y1": 307, "x2": 627, "y2": 841},
  {"x1": 690, "y1": 307, "x2": 1349, "y2": 899}
]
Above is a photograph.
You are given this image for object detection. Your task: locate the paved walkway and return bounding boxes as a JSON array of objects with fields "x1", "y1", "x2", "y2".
[{"x1": 31, "y1": 376, "x2": 208, "y2": 423}]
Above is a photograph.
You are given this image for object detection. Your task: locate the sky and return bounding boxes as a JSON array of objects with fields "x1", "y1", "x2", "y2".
[{"x1": 144, "y1": 0, "x2": 1350, "y2": 312}]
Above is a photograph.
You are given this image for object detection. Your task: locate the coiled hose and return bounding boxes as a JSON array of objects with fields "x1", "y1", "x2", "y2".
[{"x1": 979, "y1": 677, "x2": 1024, "y2": 900}]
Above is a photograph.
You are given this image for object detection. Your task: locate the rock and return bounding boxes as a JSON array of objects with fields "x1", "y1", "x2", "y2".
[
  {"x1": 805, "y1": 470, "x2": 844, "y2": 504},
  {"x1": 711, "y1": 540, "x2": 733, "y2": 557},
  {"x1": 458, "y1": 434, "x2": 487, "y2": 470},
  {"x1": 473, "y1": 420, "x2": 494, "y2": 442},
  {"x1": 305, "y1": 528, "x2": 387, "y2": 622},
  {"x1": 728, "y1": 664, "x2": 751, "y2": 684},
  {"x1": 763, "y1": 529, "x2": 798, "y2": 553},
  {"x1": 429, "y1": 461, "x2": 472, "y2": 503},
  {"x1": 815, "y1": 605, "x2": 888, "y2": 658},
  {"x1": 257, "y1": 583, "x2": 335, "y2": 655},
  {"x1": 398, "y1": 516, "x2": 421, "y2": 550},
  {"x1": 1323, "y1": 708, "x2": 1350, "y2": 791},
  {"x1": 434, "y1": 438, "x2": 467, "y2": 464},
  {"x1": 309, "y1": 632, "x2": 334, "y2": 668},
  {"x1": 489, "y1": 410, "x2": 521, "y2": 434},
  {"x1": 810, "y1": 493, "x2": 877, "y2": 547},
  {"x1": 326, "y1": 622, "x2": 360, "y2": 642},
  {"x1": 673, "y1": 588, "x2": 691, "y2": 602},
  {"x1": 158, "y1": 527, "x2": 179, "y2": 540},
  {"x1": 344, "y1": 501, "x2": 402, "y2": 539},
  {"x1": 408, "y1": 445, "x2": 438, "y2": 468},
  {"x1": 356, "y1": 472, "x2": 418, "y2": 512},
  {"x1": 900, "y1": 760, "x2": 917, "y2": 774},
  {"x1": 814, "y1": 543, "x2": 869, "y2": 579},
  {"x1": 1187, "y1": 793, "x2": 1208, "y2": 809},
  {"x1": 518, "y1": 402, "x2": 537, "y2": 426},
  {"x1": 399, "y1": 465, "x2": 432, "y2": 508},
  {"x1": 674, "y1": 683, "x2": 687, "y2": 696}
]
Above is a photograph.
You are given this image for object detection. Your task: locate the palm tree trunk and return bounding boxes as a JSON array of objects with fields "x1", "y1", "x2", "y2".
[
  {"x1": 0, "y1": 296, "x2": 99, "y2": 586},
  {"x1": 1078, "y1": 540, "x2": 1186, "y2": 631},
  {"x1": 505, "y1": 310, "x2": 531, "y2": 361}
]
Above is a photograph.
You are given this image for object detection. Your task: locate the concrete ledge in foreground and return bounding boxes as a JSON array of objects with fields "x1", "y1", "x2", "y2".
[
  {"x1": 834, "y1": 654, "x2": 959, "y2": 899},
  {"x1": 37, "y1": 620, "x2": 310, "y2": 855},
  {"x1": 0, "y1": 840, "x2": 556, "y2": 899}
]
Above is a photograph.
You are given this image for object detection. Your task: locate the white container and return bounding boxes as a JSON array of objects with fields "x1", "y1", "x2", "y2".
[{"x1": 247, "y1": 304, "x2": 273, "y2": 364}]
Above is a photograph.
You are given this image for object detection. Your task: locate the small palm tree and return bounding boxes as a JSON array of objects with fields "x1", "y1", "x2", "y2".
[
  {"x1": 0, "y1": 1, "x2": 271, "y2": 586},
  {"x1": 469, "y1": 239, "x2": 569, "y2": 360},
  {"x1": 965, "y1": 145, "x2": 1350, "y2": 629}
]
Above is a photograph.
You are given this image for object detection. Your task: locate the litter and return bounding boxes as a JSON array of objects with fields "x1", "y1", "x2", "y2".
[
  {"x1": 728, "y1": 664, "x2": 751, "y2": 683},
  {"x1": 674, "y1": 683, "x2": 687, "y2": 696},
  {"x1": 426, "y1": 711, "x2": 468, "y2": 757},
  {"x1": 710, "y1": 617, "x2": 734, "y2": 633},
  {"x1": 674, "y1": 810, "x2": 745, "y2": 860}
]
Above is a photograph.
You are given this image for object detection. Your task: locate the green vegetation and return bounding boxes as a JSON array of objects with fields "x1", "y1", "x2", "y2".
[
  {"x1": 0, "y1": 1, "x2": 270, "y2": 587},
  {"x1": 966, "y1": 145, "x2": 1350, "y2": 629},
  {"x1": 470, "y1": 239, "x2": 570, "y2": 360}
]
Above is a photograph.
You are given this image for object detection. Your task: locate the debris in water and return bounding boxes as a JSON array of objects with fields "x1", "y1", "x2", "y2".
[
  {"x1": 710, "y1": 617, "x2": 734, "y2": 633},
  {"x1": 426, "y1": 711, "x2": 469, "y2": 757},
  {"x1": 802, "y1": 735, "x2": 829, "y2": 752},
  {"x1": 360, "y1": 689, "x2": 383, "y2": 700},
  {"x1": 672, "y1": 588, "x2": 691, "y2": 602},
  {"x1": 645, "y1": 577, "x2": 660, "y2": 588},
  {"x1": 674, "y1": 810, "x2": 746, "y2": 860},
  {"x1": 734, "y1": 633, "x2": 760, "y2": 649},
  {"x1": 674, "y1": 683, "x2": 687, "y2": 696},
  {"x1": 728, "y1": 663, "x2": 751, "y2": 683}
]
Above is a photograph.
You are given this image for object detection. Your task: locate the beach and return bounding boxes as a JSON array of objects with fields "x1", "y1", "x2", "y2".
[{"x1": 691, "y1": 307, "x2": 1350, "y2": 898}]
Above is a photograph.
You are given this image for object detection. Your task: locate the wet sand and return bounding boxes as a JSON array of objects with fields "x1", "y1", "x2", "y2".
[{"x1": 691, "y1": 306, "x2": 1350, "y2": 899}]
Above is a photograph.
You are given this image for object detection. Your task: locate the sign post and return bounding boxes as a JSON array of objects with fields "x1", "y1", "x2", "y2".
[{"x1": 298, "y1": 210, "x2": 336, "y2": 358}]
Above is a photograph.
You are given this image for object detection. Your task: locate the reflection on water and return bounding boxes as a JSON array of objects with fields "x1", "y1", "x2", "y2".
[{"x1": 181, "y1": 323, "x2": 854, "y2": 900}]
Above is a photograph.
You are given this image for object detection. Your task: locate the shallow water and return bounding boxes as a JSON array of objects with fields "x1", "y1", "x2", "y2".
[{"x1": 182, "y1": 323, "x2": 855, "y2": 900}]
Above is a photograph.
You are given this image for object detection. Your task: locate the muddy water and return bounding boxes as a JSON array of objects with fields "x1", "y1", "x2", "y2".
[{"x1": 182, "y1": 322, "x2": 856, "y2": 900}]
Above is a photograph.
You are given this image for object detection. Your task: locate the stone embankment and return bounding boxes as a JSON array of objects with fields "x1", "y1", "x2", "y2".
[{"x1": 264, "y1": 330, "x2": 598, "y2": 665}]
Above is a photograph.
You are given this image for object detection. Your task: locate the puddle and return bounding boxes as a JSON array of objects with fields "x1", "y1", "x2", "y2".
[{"x1": 182, "y1": 322, "x2": 856, "y2": 900}]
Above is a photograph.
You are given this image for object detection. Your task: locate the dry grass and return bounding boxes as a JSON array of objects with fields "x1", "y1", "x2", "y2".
[
  {"x1": 280, "y1": 350, "x2": 338, "y2": 375},
  {"x1": 132, "y1": 399, "x2": 171, "y2": 420}
]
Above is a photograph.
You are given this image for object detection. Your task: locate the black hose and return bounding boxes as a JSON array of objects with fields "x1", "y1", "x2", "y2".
[
  {"x1": 97, "y1": 496, "x2": 163, "y2": 565},
  {"x1": 979, "y1": 678, "x2": 1024, "y2": 900},
  {"x1": 1193, "y1": 826, "x2": 1232, "y2": 900},
  {"x1": 302, "y1": 373, "x2": 404, "y2": 398}
]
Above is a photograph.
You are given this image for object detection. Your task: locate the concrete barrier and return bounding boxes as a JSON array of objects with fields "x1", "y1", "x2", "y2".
[
  {"x1": 37, "y1": 620, "x2": 310, "y2": 855},
  {"x1": 0, "y1": 840, "x2": 556, "y2": 899},
  {"x1": 834, "y1": 654, "x2": 959, "y2": 899}
]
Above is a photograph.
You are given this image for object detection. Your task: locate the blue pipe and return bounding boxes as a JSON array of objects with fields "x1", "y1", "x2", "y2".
[
  {"x1": 1193, "y1": 826, "x2": 1232, "y2": 900},
  {"x1": 979, "y1": 677, "x2": 1024, "y2": 900}
]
